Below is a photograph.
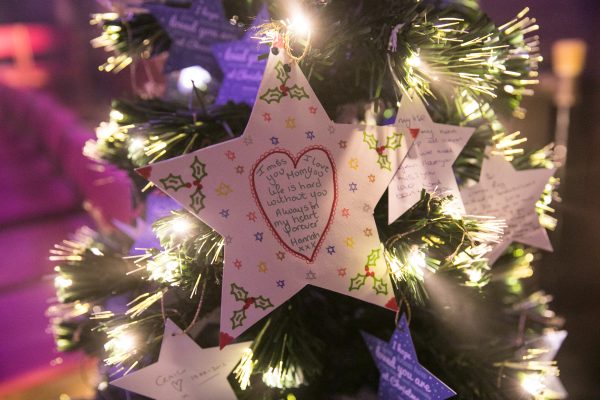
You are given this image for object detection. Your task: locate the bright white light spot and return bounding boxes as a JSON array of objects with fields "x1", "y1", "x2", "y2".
[
  {"x1": 406, "y1": 54, "x2": 422, "y2": 68},
  {"x1": 407, "y1": 245, "x2": 427, "y2": 279},
  {"x1": 262, "y1": 363, "x2": 304, "y2": 389},
  {"x1": 466, "y1": 268, "x2": 483, "y2": 284},
  {"x1": 165, "y1": 260, "x2": 179, "y2": 272},
  {"x1": 90, "y1": 247, "x2": 103, "y2": 256},
  {"x1": 128, "y1": 137, "x2": 145, "y2": 153},
  {"x1": 111, "y1": 333, "x2": 136, "y2": 355},
  {"x1": 289, "y1": 10, "x2": 311, "y2": 36},
  {"x1": 504, "y1": 84, "x2": 515, "y2": 94},
  {"x1": 96, "y1": 121, "x2": 119, "y2": 140},
  {"x1": 54, "y1": 276, "x2": 73, "y2": 289},
  {"x1": 109, "y1": 110, "x2": 124, "y2": 121},
  {"x1": 171, "y1": 218, "x2": 192, "y2": 234},
  {"x1": 462, "y1": 99, "x2": 479, "y2": 116},
  {"x1": 177, "y1": 66, "x2": 211, "y2": 94},
  {"x1": 521, "y1": 373, "x2": 545, "y2": 396}
]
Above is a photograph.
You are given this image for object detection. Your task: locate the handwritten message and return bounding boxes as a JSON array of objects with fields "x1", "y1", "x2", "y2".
[
  {"x1": 147, "y1": 0, "x2": 241, "y2": 74},
  {"x1": 111, "y1": 320, "x2": 249, "y2": 400},
  {"x1": 377, "y1": 333, "x2": 436, "y2": 400},
  {"x1": 389, "y1": 99, "x2": 473, "y2": 223},
  {"x1": 212, "y1": 8, "x2": 269, "y2": 105},
  {"x1": 252, "y1": 147, "x2": 336, "y2": 262},
  {"x1": 362, "y1": 316, "x2": 456, "y2": 400},
  {"x1": 461, "y1": 154, "x2": 555, "y2": 263},
  {"x1": 150, "y1": 362, "x2": 228, "y2": 399}
]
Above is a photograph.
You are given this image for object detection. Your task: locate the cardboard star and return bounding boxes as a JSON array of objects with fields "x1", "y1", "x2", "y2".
[
  {"x1": 146, "y1": 0, "x2": 242, "y2": 74},
  {"x1": 138, "y1": 44, "x2": 416, "y2": 345},
  {"x1": 388, "y1": 93, "x2": 474, "y2": 224},
  {"x1": 460, "y1": 152, "x2": 555, "y2": 263},
  {"x1": 362, "y1": 315, "x2": 456, "y2": 399},
  {"x1": 111, "y1": 319, "x2": 250, "y2": 400},
  {"x1": 211, "y1": 7, "x2": 270, "y2": 105}
]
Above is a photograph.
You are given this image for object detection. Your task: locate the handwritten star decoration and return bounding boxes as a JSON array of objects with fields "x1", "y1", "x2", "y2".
[
  {"x1": 211, "y1": 7, "x2": 270, "y2": 105},
  {"x1": 460, "y1": 152, "x2": 555, "y2": 263},
  {"x1": 111, "y1": 319, "x2": 250, "y2": 400},
  {"x1": 146, "y1": 0, "x2": 242, "y2": 74},
  {"x1": 139, "y1": 44, "x2": 416, "y2": 345},
  {"x1": 388, "y1": 93, "x2": 474, "y2": 224},
  {"x1": 362, "y1": 315, "x2": 456, "y2": 400}
]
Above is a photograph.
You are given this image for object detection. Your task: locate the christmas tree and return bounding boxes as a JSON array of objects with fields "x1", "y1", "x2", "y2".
[{"x1": 48, "y1": 1, "x2": 565, "y2": 398}]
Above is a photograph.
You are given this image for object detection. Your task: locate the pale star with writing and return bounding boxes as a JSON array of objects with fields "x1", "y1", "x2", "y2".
[
  {"x1": 362, "y1": 315, "x2": 456, "y2": 400},
  {"x1": 460, "y1": 152, "x2": 555, "y2": 263},
  {"x1": 111, "y1": 319, "x2": 249, "y2": 400},
  {"x1": 388, "y1": 93, "x2": 474, "y2": 224},
  {"x1": 138, "y1": 45, "x2": 416, "y2": 346}
]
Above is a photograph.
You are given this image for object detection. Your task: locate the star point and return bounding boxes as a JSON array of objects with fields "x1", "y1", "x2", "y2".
[
  {"x1": 362, "y1": 316, "x2": 456, "y2": 400},
  {"x1": 110, "y1": 319, "x2": 250, "y2": 400},
  {"x1": 461, "y1": 152, "x2": 555, "y2": 263},
  {"x1": 388, "y1": 94, "x2": 474, "y2": 224}
]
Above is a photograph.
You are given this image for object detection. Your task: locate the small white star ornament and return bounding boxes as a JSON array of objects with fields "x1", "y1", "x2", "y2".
[
  {"x1": 137, "y1": 41, "x2": 417, "y2": 346},
  {"x1": 111, "y1": 319, "x2": 250, "y2": 399},
  {"x1": 388, "y1": 93, "x2": 474, "y2": 224},
  {"x1": 460, "y1": 152, "x2": 556, "y2": 263}
]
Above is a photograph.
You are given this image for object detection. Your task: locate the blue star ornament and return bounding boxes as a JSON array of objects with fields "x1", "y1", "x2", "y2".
[
  {"x1": 146, "y1": 0, "x2": 242, "y2": 74},
  {"x1": 212, "y1": 7, "x2": 270, "y2": 105},
  {"x1": 362, "y1": 316, "x2": 456, "y2": 400}
]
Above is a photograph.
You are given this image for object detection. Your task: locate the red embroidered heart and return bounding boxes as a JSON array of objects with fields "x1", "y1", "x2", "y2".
[{"x1": 251, "y1": 147, "x2": 337, "y2": 262}]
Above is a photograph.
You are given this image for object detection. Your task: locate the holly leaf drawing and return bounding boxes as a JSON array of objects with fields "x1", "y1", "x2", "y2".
[
  {"x1": 190, "y1": 156, "x2": 207, "y2": 181},
  {"x1": 274, "y1": 60, "x2": 290, "y2": 85},
  {"x1": 254, "y1": 295, "x2": 274, "y2": 310},
  {"x1": 377, "y1": 155, "x2": 392, "y2": 171},
  {"x1": 231, "y1": 309, "x2": 247, "y2": 329},
  {"x1": 230, "y1": 283, "x2": 248, "y2": 302},
  {"x1": 159, "y1": 174, "x2": 187, "y2": 192},
  {"x1": 372, "y1": 277, "x2": 389, "y2": 295},
  {"x1": 363, "y1": 131, "x2": 378, "y2": 150},
  {"x1": 288, "y1": 84, "x2": 309, "y2": 100},
  {"x1": 260, "y1": 87, "x2": 284, "y2": 104},
  {"x1": 349, "y1": 273, "x2": 367, "y2": 291},
  {"x1": 189, "y1": 188, "x2": 205, "y2": 214},
  {"x1": 384, "y1": 131, "x2": 404, "y2": 150},
  {"x1": 366, "y1": 249, "x2": 381, "y2": 267}
]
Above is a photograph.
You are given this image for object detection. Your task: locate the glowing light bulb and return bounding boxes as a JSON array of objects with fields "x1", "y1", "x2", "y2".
[
  {"x1": 262, "y1": 363, "x2": 304, "y2": 389},
  {"x1": 54, "y1": 276, "x2": 73, "y2": 289},
  {"x1": 177, "y1": 66, "x2": 212, "y2": 94},
  {"x1": 171, "y1": 218, "x2": 192, "y2": 234},
  {"x1": 109, "y1": 110, "x2": 124, "y2": 122},
  {"x1": 462, "y1": 98, "x2": 480, "y2": 116},
  {"x1": 288, "y1": 10, "x2": 311, "y2": 36},
  {"x1": 521, "y1": 373, "x2": 545, "y2": 396},
  {"x1": 95, "y1": 121, "x2": 119, "y2": 140},
  {"x1": 406, "y1": 54, "x2": 422, "y2": 68},
  {"x1": 466, "y1": 268, "x2": 483, "y2": 284},
  {"x1": 407, "y1": 245, "x2": 427, "y2": 279},
  {"x1": 128, "y1": 137, "x2": 145, "y2": 153}
]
